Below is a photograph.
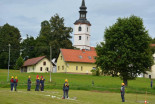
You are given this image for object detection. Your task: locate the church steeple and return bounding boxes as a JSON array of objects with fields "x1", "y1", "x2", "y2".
[
  {"x1": 74, "y1": 0, "x2": 91, "y2": 25},
  {"x1": 74, "y1": 0, "x2": 91, "y2": 50},
  {"x1": 79, "y1": 0, "x2": 87, "y2": 19}
]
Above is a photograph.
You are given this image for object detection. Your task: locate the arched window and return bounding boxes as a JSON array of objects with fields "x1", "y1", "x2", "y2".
[{"x1": 78, "y1": 26, "x2": 82, "y2": 31}]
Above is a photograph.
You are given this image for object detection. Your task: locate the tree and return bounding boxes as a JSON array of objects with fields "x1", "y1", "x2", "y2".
[
  {"x1": 21, "y1": 35, "x2": 36, "y2": 60},
  {"x1": 36, "y1": 14, "x2": 73, "y2": 60},
  {"x1": 0, "y1": 23, "x2": 21, "y2": 69},
  {"x1": 96, "y1": 15, "x2": 153, "y2": 86},
  {"x1": 14, "y1": 56, "x2": 24, "y2": 70}
]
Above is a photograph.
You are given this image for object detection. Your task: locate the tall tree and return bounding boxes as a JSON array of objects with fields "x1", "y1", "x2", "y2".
[
  {"x1": 0, "y1": 23, "x2": 21, "y2": 69},
  {"x1": 36, "y1": 14, "x2": 73, "y2": 59},
  {"x1": 21, "y1": 35, "x2": 36, "y2": 60},
  {"x1": 96, "y1": 15, "x2": 153, "y2": 85}
]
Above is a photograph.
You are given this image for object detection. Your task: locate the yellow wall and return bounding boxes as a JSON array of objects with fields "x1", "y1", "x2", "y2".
[
  {"x1": 27, "y1": 58, "x2": 53, "y2": 73},
  {"x1": 57, "y1": 53, "x2": 96, "y2": 74}
]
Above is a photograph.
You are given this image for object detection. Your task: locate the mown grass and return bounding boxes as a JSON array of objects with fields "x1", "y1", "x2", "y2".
[
  {"x1": 0, "y1": 69, "x2": 155, "y2": 95},
  {"x1": 0, "y1": 88, "x2": 155, "y2": 104}
]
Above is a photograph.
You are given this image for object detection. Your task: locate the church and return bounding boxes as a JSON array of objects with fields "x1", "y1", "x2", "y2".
[{"x1": 57, "y1": 0, "x2": 97, "y2": 74}]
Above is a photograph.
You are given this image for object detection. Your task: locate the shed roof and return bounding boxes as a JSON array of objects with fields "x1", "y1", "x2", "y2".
[{"x1": 23, "y1": 56, "x2": 46, "y2": 67}]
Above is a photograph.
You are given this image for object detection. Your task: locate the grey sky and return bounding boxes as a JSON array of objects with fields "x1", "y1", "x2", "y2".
[{"x1": 0, "y1": 0, "x2": 155, "y2": 46}]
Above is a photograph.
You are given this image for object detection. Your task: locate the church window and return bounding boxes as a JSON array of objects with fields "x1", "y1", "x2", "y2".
[
  {"x1": 78, "y1": 26, "x2": 82, "y2": 31},
  {"x1": 79, "y1": 36, "x2": 81, "y2": 40}
]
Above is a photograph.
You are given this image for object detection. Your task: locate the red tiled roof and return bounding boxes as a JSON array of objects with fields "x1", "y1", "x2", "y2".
[
  {"x1": 23, "y1": 56, "x2": 46, "y2": 66},
  {"x1": 90, "y1": 47, "x2": 95, "y2": 51},
  {"x1": 60, "y1": 49, "x2": 97, "y2": 63}
]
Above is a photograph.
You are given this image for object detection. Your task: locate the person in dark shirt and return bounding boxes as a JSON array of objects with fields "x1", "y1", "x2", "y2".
[
  {"x1": 120, "y1": 83, "x2": 125, "y2": 102},
  {"x1": 27, "y1": 76, "x2": 31, "y2": 91},
  {"x1": 40, "y1": 76, "x2": 45, "y2": 91},
  {"x1": 14, "y1": 76, "x2": 18, "y2": 91},
  {"x1": 35, "y1": 77, "x2": 40, "y2": 91},
  {"x1": 63, "y1": 79, "x2": 69, "y2": 99}
]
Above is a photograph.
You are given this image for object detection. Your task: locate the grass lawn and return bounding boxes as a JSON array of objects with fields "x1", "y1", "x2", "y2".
[
  {"x1": 0, "y1": 69, "x2": 155, "y2": 95},
  {"x1": 0, "y1": 88, "x2": 155, "y2": 104}
]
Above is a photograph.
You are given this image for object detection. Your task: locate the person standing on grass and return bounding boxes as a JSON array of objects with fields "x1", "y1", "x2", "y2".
[
  {"x1": 14, "y1": 76, "x2": 18, "y2": 91},
  {"x1": 151, "y1": 79, "x2": 153, "y2": 88},
  {"x1": 120, "y1": 83, "x2": 125, "y2": 102},
  {"x1": 27, "y1": 76, "x2": 31, "y2": 91},
  {"x1": 63, "y1": 79, "x2": 69, "y2": 99},
  {"x1": 35, "y1": 77, "x2": 40, "y2": 91},
  {"x1": 40, "y1": 76, "x2": 45, "y2": 91},
  {"x1": 10, "y1": 76, "x2": 14, "y2": 91}
]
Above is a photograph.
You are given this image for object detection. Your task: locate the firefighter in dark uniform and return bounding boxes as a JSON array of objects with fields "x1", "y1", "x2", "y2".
[
  {"x1": 120, "y1": 83, "x2": 125, "y2": 102},
  {"x1": 40, "y1": 76, "x2": 45, "y2": 91},
  {"x1": 10, "y1": 76, "x2": 14, "y2": 91},
  {"x1": 63, "y1": 79, "x2": 69, "y2": 99},
  {"x1": 27, "y1": 76, "x2": 31, "y2": 91},
  {"x1": 14, "y1": 76, "x2": 18, "y2": 91},
  {"x1": 35, "y1": 77, "x2": 40, "y2": 91}
]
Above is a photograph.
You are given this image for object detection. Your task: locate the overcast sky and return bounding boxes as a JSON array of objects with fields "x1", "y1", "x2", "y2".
[{"x1": 0, "y1": 0, "x2": 155, "y2": 46}]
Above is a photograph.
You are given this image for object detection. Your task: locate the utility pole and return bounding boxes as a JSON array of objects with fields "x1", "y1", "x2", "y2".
[
  {"x1": 50, "y1": 45, "x2": 52, "y2": 82},
  {"x1": 7, "y1": 44, "x2": 11, "y2": 82}
]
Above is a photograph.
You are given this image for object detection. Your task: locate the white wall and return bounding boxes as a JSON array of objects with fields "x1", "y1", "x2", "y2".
[
  {"x1": 74, "y1": 24, "x2": 91, "y2": 50},
  {"x1": 27, "y1": 58, "x2": 53, "y2": 73}
]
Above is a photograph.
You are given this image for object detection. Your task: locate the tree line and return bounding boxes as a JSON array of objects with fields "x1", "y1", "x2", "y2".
[{"x1": 0, "y1": 14, "x2": 73, "y2": 69}]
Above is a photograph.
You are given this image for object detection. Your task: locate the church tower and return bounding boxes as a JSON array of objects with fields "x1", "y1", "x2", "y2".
[{"x1": 74, "y1": 0, "x2": 91, "y2": 50}]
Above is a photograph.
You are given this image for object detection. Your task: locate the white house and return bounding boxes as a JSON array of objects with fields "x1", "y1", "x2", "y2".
[
  {"x1": 144, "y1": 53, "x2": 155, "y2": 79},
  {"x1": 21, "y1": 56, "x2": 53, "y2": 73}
]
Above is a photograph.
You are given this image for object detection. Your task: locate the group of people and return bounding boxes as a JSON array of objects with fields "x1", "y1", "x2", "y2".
[
  {"x1": 10, "y1": 75, "x2": 45, "y2": 92},
  {"x1": 10, "y1": 76, "x2": 18, "y2": 91},
  {"x1": 12, "y1": 76, "x2": 154, "y2": 102},
  {"x1": 35, "y1": 75, "x2": 45, "y2": 91}
]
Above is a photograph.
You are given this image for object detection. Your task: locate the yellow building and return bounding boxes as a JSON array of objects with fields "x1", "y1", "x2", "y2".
[
  {"x1": 21, "y1": 56, "x2": 53, "y2": 73},
  {"x1": 57, "y1": 48, "x2": 97, "y2": 74}
]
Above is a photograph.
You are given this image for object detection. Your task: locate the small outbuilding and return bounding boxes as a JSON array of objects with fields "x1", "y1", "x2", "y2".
[{"x1": 21, "y1": 56, "x2": 53, "y2": 73}]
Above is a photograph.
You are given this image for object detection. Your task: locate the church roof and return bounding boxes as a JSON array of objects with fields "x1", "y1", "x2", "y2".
[
  {"x1": 74, "y1": 0, "x2": 91, "y2": 25},
  {"x1": 23, "y1": 56, "x2": 46, "y2": 66},
  {"x1": 60, "y1": 48, "x2": 96, "y2": 63}
]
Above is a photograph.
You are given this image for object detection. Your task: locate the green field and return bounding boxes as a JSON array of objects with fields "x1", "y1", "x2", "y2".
[
  {"x1": 0, "y1": 88, "x2": 155, "y2": 104},
  {"x1": 0, "y1": 69, "x2": 155, "y2": 94},
  {"x1": 0, "y1": 69, "x2": 155, "y2": 104}
]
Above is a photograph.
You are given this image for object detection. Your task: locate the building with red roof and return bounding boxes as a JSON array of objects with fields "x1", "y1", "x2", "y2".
[
  {"x1": 57, "y1": 48, "x2": 97, "y2": 74},
  {"x1": 21, "y1": 56, "x2": 52, "y2": 73}
]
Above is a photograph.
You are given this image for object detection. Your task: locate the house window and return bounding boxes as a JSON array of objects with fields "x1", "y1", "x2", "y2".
[
  {"x1": 88, "y1": 56, "x2": 92, "y2": 59},
  {"x1": 78, "y1": 26, "x2": 82, "y2": 31},
  {"x1": 46, "y1": 67, "x2": 49, "y2": 71},
  {"x1": 43, "y1": 61, "x2": 46, "y2": 66},
  {"x1": 76, "y1": 66, "x2": 78, "y2": 70},
  {"x1": 81, "y1": 66, "x2": 83, "y2": 71},
  {"x1": 87, "y1": 36, "x2": 88, "y2": 40},
  {"x1": 79, "y1": 36, "x2": 81, "y2": 40},
  {"x1": 58, "y1": 66, "x2": 60, "y2": 70},
  {"x1": 79, "y1": 55, "x2": 82, "y2": 59},
  {"x1": 62, "y1": 66, "x2": 64, "y2": 70},
  {"x1": 40, "y1": 67, "x2": 42, "y2": 71},
  {"x1": 87, "y1": 27, "x2": 88, "y2": 32}
]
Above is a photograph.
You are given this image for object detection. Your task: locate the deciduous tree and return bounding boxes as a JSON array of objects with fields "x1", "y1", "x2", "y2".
[{"x1": 96, "y1": 15, "x2": 153, "y2": 86}]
